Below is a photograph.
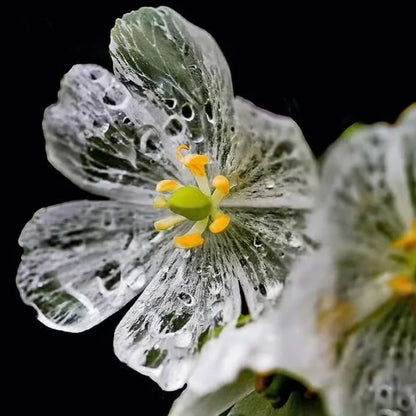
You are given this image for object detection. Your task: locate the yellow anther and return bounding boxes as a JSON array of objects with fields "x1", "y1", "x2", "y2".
[
  {"x1": 388, "y1": 274, "x2": 416, "y2": 297},
  {"x1": 154, "y1": 215, "x2": 186, "y2": 231},
  {"x1": 212, "y1": 175, "x2": 230, "y2": 196},
  {"x1": 156, "y1": 179, "x2": 182, "y2": 193},
  {"x1": 209, "y1": 214, "x2": 231, "y2": 234},
  {"x1": 177, "y1": 144, "x2": 190, "y2": 163},
  {"x1": 392, "y1": 221, "x2": 416, "y2": 252},
  {"x1": 153, "y1": 195, "x2": 168, "y2": 209},
  {"x1": 177, "y1": 145, "x2": 209, "y2": 177},
  {"x1": 174, "y1": 233, "x2": 205, "y2": 249}
]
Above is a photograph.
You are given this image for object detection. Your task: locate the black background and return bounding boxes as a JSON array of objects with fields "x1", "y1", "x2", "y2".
[{"x1": 5, "y1": 1, "x2": 415, "y2": 414}]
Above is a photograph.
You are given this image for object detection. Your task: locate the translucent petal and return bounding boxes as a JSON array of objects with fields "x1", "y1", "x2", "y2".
[
  {"x1": 44, "y1": 64, "x2": 191, "y2": 204},
  {"x1": 110, "y1": 6, "x2": 234, "y2": 172},
  {"x1": 223, "y1": 97, "x2": 318, "y2": 209},
  {"x1": 310, "y1": 112, "x2": 416, "y2": 305},
  {"x1": 169, "y1": 371, "x2": 255, "y2": 416},
  {"x1": 226, "y1": 207, "x2": 316, "y2": 317},
  {"x1": 113, "y1": 232, "x2": 241, "y2": 391},
  {"x1": 185, "y1": 248, "x2": 335, "y2": 399},
  {"x1": 325, "y1": 301, "x2": 416, "y2": 416},
  {"x1": 313, "y1": 115, "x2": 414, "y2": 249},
  {"x1": 17, "y1": 200, "x2": 176, "y2": 332},
  {"x1": 178, "y1": 106, "x2": 416, "y2": 415},
  {"x1": 188, "y1": 320, "x2": 280, "y2": 397},
  {"x1": 400, "y1": 105, "x2": 416, "y2": 215}
]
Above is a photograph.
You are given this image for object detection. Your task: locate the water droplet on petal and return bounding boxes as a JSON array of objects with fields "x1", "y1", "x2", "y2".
[
  {"x1": 265, "y1": 180, "x2": 275, "y2": 189},
  {"x1": 259, "y1": 283, "x2": 267, "y2": 296},
  {"x1": 253, "y1": 235, "x2": 262, "y2": 248},
  {"x1": 178, "y1": 292, "x2": 194, "y2": 306},
  {"x1": 191, "y1": 136, "x2": 204, "y2": 144}
]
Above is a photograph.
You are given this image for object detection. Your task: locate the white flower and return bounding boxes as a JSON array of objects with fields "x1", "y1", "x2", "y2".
[
  {"x1": 16, "y1": 7, "x2": 318, "y2": 391},
  {"x1": 171, "y1": 105, "x2": 416, "y2": 414}
]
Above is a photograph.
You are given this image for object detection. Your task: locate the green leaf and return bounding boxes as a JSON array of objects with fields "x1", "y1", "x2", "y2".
[
  {"x1": 169, "y1": 370, "x2": 256, "y2": 416},
  {"x1": 228, "y1": 390, "x2": 327, "y2": 416}
]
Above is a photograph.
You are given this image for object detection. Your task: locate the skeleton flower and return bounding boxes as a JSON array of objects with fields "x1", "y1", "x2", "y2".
[
  {"x1": 16, "y1": 7, "x2": 318, "y2": 391},
  {"x1": 171, "y1": 105, "x2": 416, "y2": 415}
]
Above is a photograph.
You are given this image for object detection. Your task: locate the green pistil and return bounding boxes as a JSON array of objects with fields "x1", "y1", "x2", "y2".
[{"x1": 168, "y1": 186, "x2": 212, "y2": 221}]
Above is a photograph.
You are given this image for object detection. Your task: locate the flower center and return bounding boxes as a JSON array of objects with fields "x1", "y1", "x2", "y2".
[
  {"x1": 153, "y1": 145, "x2": 231, "y2": 249},
  {"x1": 389, "y1": 221, "x2": 416, "y2": 297}
]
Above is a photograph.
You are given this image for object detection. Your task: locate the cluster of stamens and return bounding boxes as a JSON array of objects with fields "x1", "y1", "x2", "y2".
[
  {"x1": 389, "y1": 221, "x2": 416, "y2": 298},
  {"x1": 153, "y1": 145, "x2": 231, "y2": 249}
]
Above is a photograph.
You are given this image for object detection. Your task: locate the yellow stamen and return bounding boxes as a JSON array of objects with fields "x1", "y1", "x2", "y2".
[
  {"x1": 154, "y1": 215, "x2": 186, "y2": 231},
  {"x1": 174, "y1": 233, "x2": 205, "y2": 249},
  {"x1": 388, "y1": 274, "x2": 416, "y2": 297},
  {"x1": 153, "y1": 195, "x2": 168, "y2": 209},
  {"x1": 212, "y1": 175, "x2": 230, "y2": 196},
  {"x1": 177, "y1": 145, "x2": 209, "y2": 177},
  {"x1": 176, "y1": 144, "x2": 190, "y2": 163},
  {"x1": 209, "y1": 213, "x2": 231, "y2": 234},
  {"x1": 392, "y1": 221, "x2": 416, "y2": 252},
  {"x1": 156, "y1": 179, "x2": 182, "y2": 193}
]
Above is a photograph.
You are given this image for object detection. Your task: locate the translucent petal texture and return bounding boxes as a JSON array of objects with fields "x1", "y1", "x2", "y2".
[
  {"x1": 114, "y1": 206, "x2": 315, "y2": 390},
  {"x1": 17, "y1": 201, "x2": 177, "y2": 332},
  {"x1": 178, "y1": 107, "x2": 416, "y2": 416},
  {"x1": 110, "y1": 6, "x2": 234, "y2": 174},
  {"x1": 114, "y1": 231, "x2": 242, "y2": 390},
  {"x1": 169, "y1": 371, "x2": 255, "y2": 416},
  {"x1": 227, "y1": 207, "x2": 315, "y2": 317},
  {"x1": 314, "y1": 116, "x2": 413, "y2": 247},
  {"x1": 326, "y1": 301, "x2": 416, "y2": 416},
  {"x1": 44, "y1": 64, "x2": 193, "y2": 204},
  {"x1": 311, "y1": 115, "x2": 415, "y2": 303},
  {"x1": 187, "y1": 320, "x2": 280, "y2": 397},
  {"x1": 224, "y1": 97, "x2": 318, "y2": 209},
  {"x1": 185, "y1": 252, "x2": 332, "y2": 400},
  {"x1": 400, "y1": 105, "x2": 416, "y2": 215}
]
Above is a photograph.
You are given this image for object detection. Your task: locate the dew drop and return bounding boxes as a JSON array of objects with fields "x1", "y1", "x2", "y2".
[
  {"x1": 90, "y1": 68, "x2": 103, "y2": 80},
  {"x1": 191, "y1": 136, "x2": 204, "y2": 144},
  {"x1": 259, "y1": 283, "x2": 267, "y2": 296},
  {"x1": 138, "y1": 126, "x2": 161, "y2": 161},
  {"x1": 253, "y1": 235, "x2": 263, "y2": 248},
  {"x1": 181, "y1": 103, "x2": 194, "y2": 120},
  {"x1": 164, "y1": 98, "x2": 176, "y2": 109},
  {"x1": 265, "y1": 180, "x2": 275, "y2": 189},
  {"x1": 165, "y1": 117, "x2": 183, "y2": 136},
  {"x1": 178, "y1": 292, "x2": 194, "y2": 306},
  {"x1": 205, "y1": 101, "x2": 214, "y2": 122}
]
